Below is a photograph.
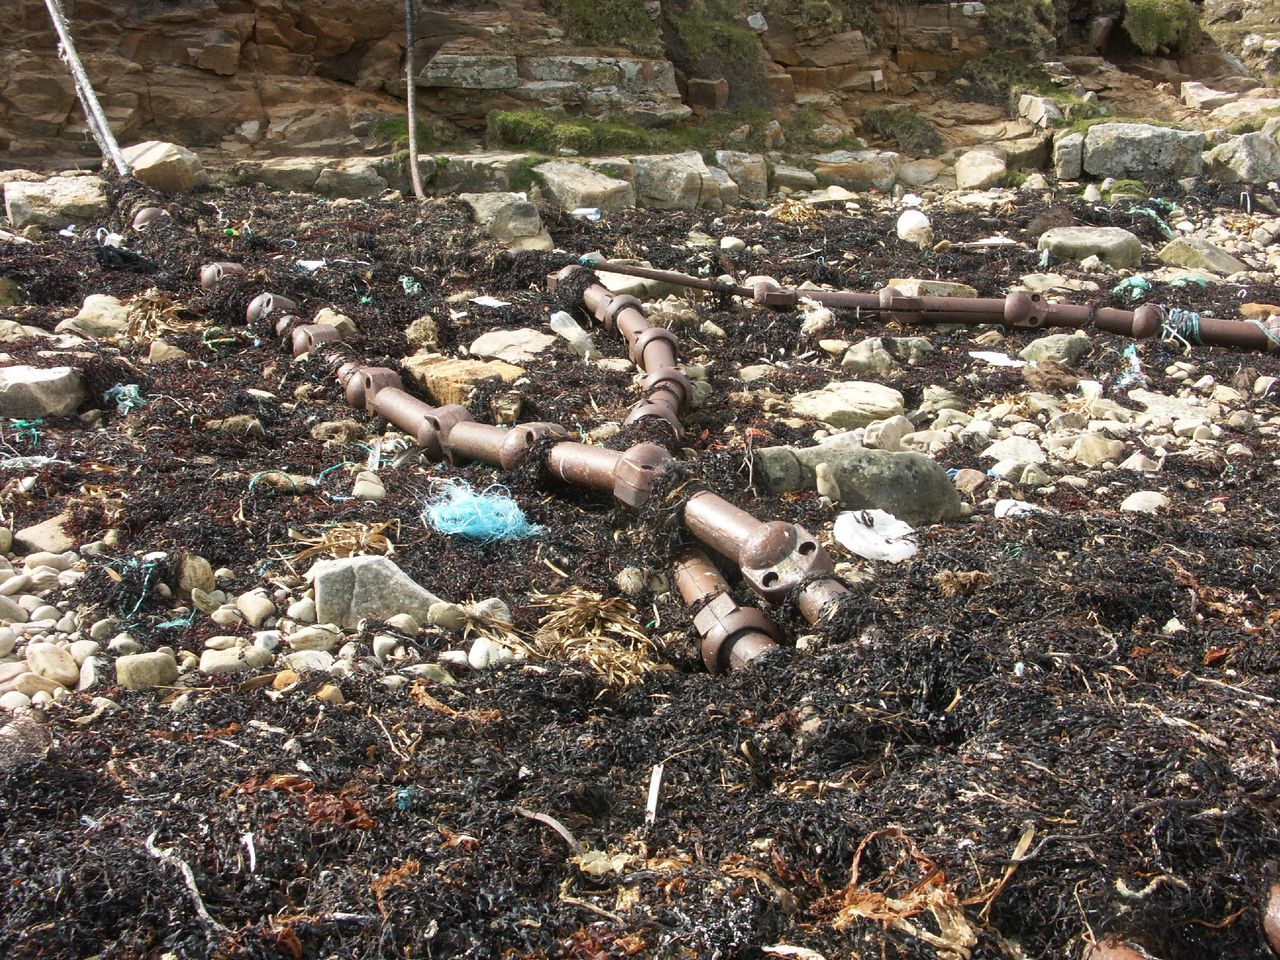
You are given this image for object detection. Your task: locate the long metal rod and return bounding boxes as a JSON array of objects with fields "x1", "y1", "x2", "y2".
[
  {"x1": 43, "y1": 0, "x2": 130, "y2": 176},
  {"x1": 581, "y1": 258, "x2": 1278, "y2": 353}
]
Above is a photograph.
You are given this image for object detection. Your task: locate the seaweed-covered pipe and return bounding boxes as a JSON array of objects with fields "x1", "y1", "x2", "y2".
[
  {"x1": 279, "y1": 302, "x2": 846, "y2": 645},
  {"x1": 555, "y1": 266, "x2": 692, "y2": 437},
  {"x1": 674, "y1": 548, "x2": 781, "y2": 673}
]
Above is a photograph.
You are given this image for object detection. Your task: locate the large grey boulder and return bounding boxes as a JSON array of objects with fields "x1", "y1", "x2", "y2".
[
  {"x1": 789, "y1": 381, "x2": 905, "y2": 428},
  {"x1": 311, "y1": 555, "x2": 443, "y2": 629},
  {"x1": 1180, "y1": 81, "x2": 1240, "y2": 111},
  {"x1": 1202, "y1": 121, "x2": 1280, "y2": 183},
  {"x1": 0, "y1": 366, "x2": 85, "y2": 417},
  {"x1": 253, "y1": 157, "x2": 327, "y2": 192},
  {"x1": 116, "y1": 651, "x2": 179, "y2": 690},
  {"x1": 1019, "y1": 332, "x2": 1092, "y2": 366},
  {"x1": 1037, "y1": 226, "x2": 1143, "y2": 268},
  {"x1": 770, "y1": 165, "x2": 819, "y2": 191},
  {"x1": 458, "y1": 192, "x2": 552, "y2": 250},
  {"x1": 812, "y1": 149, "x2": 900, "y2": 193},
  {"x1": 4, "y1": 176, "x2": 108, "y2": 229},
  {"x1": 534, "y1": 160, "x2": 635, "y2": 212},
  {"x1": 955, "y1": 150, "x2": 1007, "y2": 189},
  {"x1": 1053, "y1": 131, "x2": 1084, "y2": 180},
  {"x1": 315, "y1": 158, "x2": 387, "y2": 199},
  {"x1": 1082, "y1": 123, "x2": 1206, "y2": 178},
  {"x1": 632, "y1": 152, "x2": 719, "y2": 210},
  {"x1": 1157, "y1": 236, "x2": 1248, "y2": 275},
  {"x1": 714, "y1": 151, "x2": 768, "y2": 201},
  {"x1": 757, "y1": 434, "x2": 962, "y2": 523},
  {"x1": 121, "y1": 141, "x2": 209, "y2": 193}
]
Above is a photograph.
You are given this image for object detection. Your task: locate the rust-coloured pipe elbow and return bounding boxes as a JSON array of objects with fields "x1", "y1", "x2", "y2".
[{"x1": 674, "y1": 549, "x2": 781, "y2": 673}]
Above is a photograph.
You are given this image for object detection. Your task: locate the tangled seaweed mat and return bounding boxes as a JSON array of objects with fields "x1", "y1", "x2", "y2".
[{"x1": 1, "y1": 175, "x2": 1279, "y2": 958}]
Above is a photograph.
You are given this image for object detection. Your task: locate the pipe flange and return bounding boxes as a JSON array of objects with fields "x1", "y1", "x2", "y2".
[
  {"x1": 247, "y1": 292, "x2": 298, "y2": 324},
  {"x1": 1004, "y1": 291, "x2": 1049, "y2": 330},
  {"x1": 200, "y1": 262, "x2": 245, "y2": 290},
  {"x1": 695, "y1": 593, "x2": 782, "y2": 674},
  {"x1": 738, "y1": 521, "x2": 833, "y2": 604},
  {"x1": 1131, "y1": 304, "x2": 1162, "y2": 341},
  {"x1": 640, "y1": 367, "x2": 692, "y2": 408},
  {"x1": 499, "y1": 422, "x2": 570, "y2": 471},
  {"x1": 423, "y1": 404, "x2": 473, "y2": 463},
  {"x1": 612, "y1": 442, "x2": 672, "y2": 508},
  {"x1": 345, "y1": 367, "x2": 403, "y2": 412},
  {"x1": 630, "y1": 327, "x2": 678, "y2": 368},
  {"x1": 624, "y1": 400, "x2": 683, "y2": 439},
  {"x1": 604, "y1": 294, "x2": 644, "y2": 327},
  {"x1": 290, "y1": 324, "x2": 341, "y2": 356}
]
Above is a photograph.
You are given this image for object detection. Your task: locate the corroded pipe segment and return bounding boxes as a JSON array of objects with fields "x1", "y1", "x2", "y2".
[
  {"x1": 555, "y1": 267, "x2": 692, "y2": 438},
  {"x1": 290, "y1": 324, "x2": 340, "y2": 356},
  {"x1": 446, "y1": 420, "x2": 511, "y2": 465},
  {"x1": 343, "y1": 366, "x2": 403, "y2": 412},
  {"x1": 422, "y1": 404, "x2": 473, "y2": 464},
  {"x1": 674, "y1": 549, "x2": 781, "y2": 673},
  {"x1": 544, "y1": 441, "x2": 671, "y2": 507},
  {"x1": 132, "y1": 206, "x2": 169, "y2": 230},
  {"x1": 200, "y1": 261, "x2": 245, "y2": 290},
  {"x1": 682, "y1": 491, "x2": 849, "y2": 625},
  {"x1": 247, "y1": 292, "x2": 297, "y2": 323},
  {"x1": 372, "y1": 388, "x2": 441, "y2": 452},
  {"x1": 499, "y1": 422, "x2": 570, "y2": 470},
  {"x1": 273, "y1": 315, "x2": 300, "y2": 342}
]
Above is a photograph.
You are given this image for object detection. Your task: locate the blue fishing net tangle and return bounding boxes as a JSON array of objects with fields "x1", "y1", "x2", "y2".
[{"x1": 423, "y1": 479, "x2": 542, "y2": 542}]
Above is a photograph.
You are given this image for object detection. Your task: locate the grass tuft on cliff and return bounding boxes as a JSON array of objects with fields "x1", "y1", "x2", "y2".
[
  {"x1": 545, "y1": 0, "x2": 663, "y2": 56},
  {"x1": 1121, "y1": 0, "x2": 1201, "y2": 54},
  {"x1": 862, "y1": 107, "x2": 942, "y2": 156}
]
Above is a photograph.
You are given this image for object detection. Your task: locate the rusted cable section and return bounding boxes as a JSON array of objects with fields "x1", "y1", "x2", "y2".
[
  {"x1": 674, "y1": 548, "x2": 780, "y2": 673},
  {"x1": 581, "y1": 257, "x2": 1280, "y2": 353},
  {"x1": 552, "y1": 266, "x2": 692, "y2": 439}
]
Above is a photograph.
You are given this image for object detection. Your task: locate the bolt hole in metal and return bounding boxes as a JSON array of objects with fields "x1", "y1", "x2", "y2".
[
  {"x1": 798, "y1": 541, "x2": 817, "y2": 555},
  {"x1": 762, "y1": 572, "x2": 780, "y2": 588}
]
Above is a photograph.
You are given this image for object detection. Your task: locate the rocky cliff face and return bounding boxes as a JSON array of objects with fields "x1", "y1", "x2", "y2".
[{"x1": 1, "y1": 0, "x2": 1274, "y2": 167}]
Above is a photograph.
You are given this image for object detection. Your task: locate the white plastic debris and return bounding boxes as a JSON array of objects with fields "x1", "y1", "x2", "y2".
[
  {"x1": 969, "y1": 350, "x2": 1027, "y2": 368},
  {"x1": 833, "y1": 509, "x2": 918, "y2": 563},
  {"x1": 994, "y1": 498, "x2": 1038, "y2": 518},
  {"x1": 569, "y1": 207, "x2": 602, "y2": 220},
  {"x1": 548, "y1": 310, "x2": 601, "y2": 359},
  {"x1": 797, "y1": 297, "x2": 834, "y2": 336},
  {"x1": 471, "y1": 296, "x2": 510, "y2": 308},
  {"x1": 896, "y1": 209, "x2": 932, "y2": 246},
  {"x1": 296, "y1": 259, "x2": 327, "y2": 272}
]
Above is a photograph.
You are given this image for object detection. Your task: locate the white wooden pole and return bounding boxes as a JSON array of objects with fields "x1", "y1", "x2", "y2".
[
  {"x1": 404, "y1": 0, "x2": 426, "y2": 200},
  {"x1": 43, "y1": 0, "x2": 131, "y2": 176}
]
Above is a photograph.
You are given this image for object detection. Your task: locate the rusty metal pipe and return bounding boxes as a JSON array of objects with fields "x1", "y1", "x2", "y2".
[
  {"x1": 580, "y1": 258, "x2": 1280, "y2": 352},
  {"x1": 682, "y1": 491, "x2": 766, "y2": 562},
  {"x1": 446, "y1": 421, "x2": 511, "y2": 466},
  {"x1": 545, "y1": 442, "x2": 622, "y2": 492},
  {"x1": 674, "y1": 548, "x2": 781, "y2": 673}
]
